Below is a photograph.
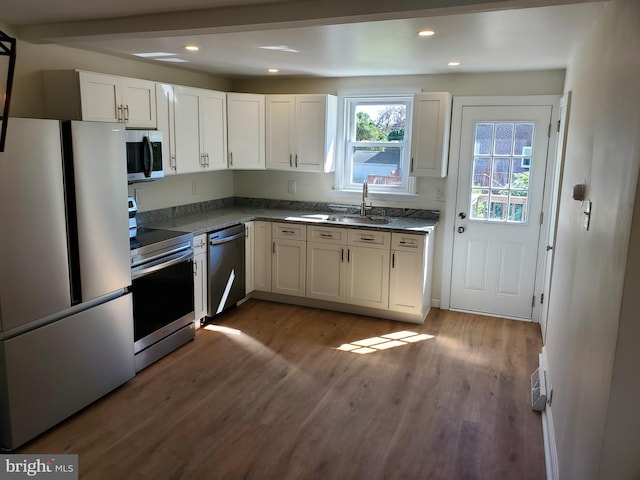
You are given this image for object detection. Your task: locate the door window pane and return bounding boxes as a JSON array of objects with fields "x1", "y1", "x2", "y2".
[
  {"x1": 491, "y1": 157, "x2": 511, "y2": 188},
  {"x1": 494, "y1": 123, "x2": 514, "y2": 155},
  {"x1": 474, "y1": 124, "x2": 494, "y2": 155},
  {"x1": 468, "y1": 122, "x2": 535, "y2": 224},
  {"x1": 472, "y1": 157, "x2": 490, "y2": 187}
]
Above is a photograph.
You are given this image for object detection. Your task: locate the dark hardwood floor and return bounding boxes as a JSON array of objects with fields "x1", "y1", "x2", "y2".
[{"x1": 20, "y1": 299, "x2": 546, "y2": 479}]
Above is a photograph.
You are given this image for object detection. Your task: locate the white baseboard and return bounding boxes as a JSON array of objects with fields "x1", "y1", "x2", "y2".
[
  {"x1": 540, "y1": 347, "x2": 559, "y2": 480},
  {"x1": 542, "y1": 407, "x2": 559, "y2": 480}
]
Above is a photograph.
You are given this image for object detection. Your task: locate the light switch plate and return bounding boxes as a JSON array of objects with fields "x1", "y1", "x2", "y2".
[
  {"x1": 287, "y1": 180, "x2": 296, "y2": 194},
  {"x1": 583, "y1": 199, "x2": 592, "y2": 230}
]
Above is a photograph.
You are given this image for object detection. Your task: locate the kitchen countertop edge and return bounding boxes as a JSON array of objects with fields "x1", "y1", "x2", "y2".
[{"x1": 145, "y1": 207, "x2": 438, "y2": 238}]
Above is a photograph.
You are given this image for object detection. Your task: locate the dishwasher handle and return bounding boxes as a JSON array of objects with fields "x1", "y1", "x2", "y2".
[{"x1": 209, "y1": 230, "x2": 246, "y2": 246}]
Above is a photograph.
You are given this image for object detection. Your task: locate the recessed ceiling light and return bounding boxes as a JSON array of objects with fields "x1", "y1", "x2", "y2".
[
  {"x1": 184, "y1": 45, "x2": 199, "y2": 52},
  {"x1": 259, "y1": 45, "x2": 299, "y2": 53},
  {"x1": 268, "y1": 68, "x2": 279, "y2": 73},
  {"x1": 418, "y1": 30, "x2": 435, "y2": 37},
  {"x1": 448, "y1": 61, "x2": 461, "y2": 66},
  {"x1": 133, "y1": 52, "x2": 176, "y2": 58}
]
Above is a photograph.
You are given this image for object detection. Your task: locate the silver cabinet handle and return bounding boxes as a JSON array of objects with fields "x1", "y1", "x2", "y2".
[
  {"x1": 124, "y1": 104, "x2": 130, "y2": 122},
  {"x1": 319, "y1": 233, "x2": 333, "y2": 238},
  {"x1": 282, "y1": 230, "x2": 296, "y2": 234},
  {"x1": 392, "y1": 253, "x2": 395, "y2": 269},
  {"x1": 360, "y1": 236, "x2": 375, "y2": 241},
  {"x1": 117, "y1": 104, "x2": 123, "y2": 122},
  {"x1": 341, "y1": 248, "x2": 344, "y2": 262},
  {"x1": 289, "y1": 154, "x2": 293, "y2": 167},
  {"x1": 295, "y1": 154, "x2": 298, "y2": 168},
  {"x1": 229, "y1": 152, "x2": 233, "y2": 166},
  {"x1": 410, "y1": 157, "x2": 414, "y2": 173}
]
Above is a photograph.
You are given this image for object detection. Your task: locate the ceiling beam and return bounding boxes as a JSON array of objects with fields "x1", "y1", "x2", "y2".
[{"x1": 18, "y1": 0, "x2": 594, "y2": 43}]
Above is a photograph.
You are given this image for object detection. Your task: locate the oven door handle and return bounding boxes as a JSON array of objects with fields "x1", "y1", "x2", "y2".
[{"x1": 132, "y1": 249, "x2": 193, "y2": 280}]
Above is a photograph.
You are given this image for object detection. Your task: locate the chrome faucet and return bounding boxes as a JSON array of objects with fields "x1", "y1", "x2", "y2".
[{"x1": 360, "y1": 181, "x2": 372, "y2": 216}]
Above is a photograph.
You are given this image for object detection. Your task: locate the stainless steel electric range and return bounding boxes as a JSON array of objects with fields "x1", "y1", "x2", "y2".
[{"x1": 128, "y1": 198, "x2": 195, "y2": 372}]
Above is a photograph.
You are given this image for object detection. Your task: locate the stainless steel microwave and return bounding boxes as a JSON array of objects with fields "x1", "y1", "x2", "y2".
[{"x1": 126, "y1": 130, "x2": 164, "y2": 183}]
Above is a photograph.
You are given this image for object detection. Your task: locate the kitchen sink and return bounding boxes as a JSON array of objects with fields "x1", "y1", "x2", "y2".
[{"x1": 327, "y1": 215, "x2": 391, "y2": 225}]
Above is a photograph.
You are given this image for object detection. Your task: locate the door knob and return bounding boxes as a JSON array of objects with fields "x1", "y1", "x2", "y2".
[
  {"x1": 459, "y1": 212, "x2": 467, "y2": 219},
  {"x1": 458, "y1": 226, "x2": 465, "y2": 234},
  {"x1": 546, "y1": 245, "x2": 553, "y2": 251}
]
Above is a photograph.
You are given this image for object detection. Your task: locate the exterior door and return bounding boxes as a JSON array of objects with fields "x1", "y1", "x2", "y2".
[{"x1": 450, "y1": 105, "x2": 553, "y2": 319}]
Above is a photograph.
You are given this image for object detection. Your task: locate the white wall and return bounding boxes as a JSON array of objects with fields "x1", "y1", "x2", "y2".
[
  {"x1": 232, "y1": 70, "x2": 566, "y2": 306},
  {"x1": 543, "y1": 0, "x2": 640, "y2": 478}
]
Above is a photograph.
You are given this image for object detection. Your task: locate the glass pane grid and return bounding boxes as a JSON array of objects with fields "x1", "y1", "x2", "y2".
[
  {"x1": 470, "y1": 122, "x2": 534, "y2": 224},
  {"x1": 345, "y1": 98, "x2": 411, "y2": 191}
]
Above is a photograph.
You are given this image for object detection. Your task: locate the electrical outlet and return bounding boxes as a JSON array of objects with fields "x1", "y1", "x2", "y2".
[
  {"x1": 287, "y1": 180, "x2": 296, "y2": 194},
  {"x1": 192, "y1": 181, "x2": 198, "y2": 195},
  {"x1": 434, "y1": 188, "x2": 446, "y2": 202}
]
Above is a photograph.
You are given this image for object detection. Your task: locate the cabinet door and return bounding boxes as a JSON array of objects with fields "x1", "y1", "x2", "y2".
[
  {"x1": 346, "y1": 246, "x2": 390, "y2": 309},
  {"x1": 389, "y1": 250, "x2": 424, "y2": 314},
  {"x1": 173, "y1": 86, "x2": 204, "y2": 174},
  {"x1": 410, "y1": 92, "x2": 452, "y2": 178},
  {"x1": 266, "y1": 95, "x2": 295, "y2": 170},
  {"x1": 245, "y1": 222, "x2": 255, "y2": 294},
  {"x1": 306, "y1": 242, "x2": 346, "y2": 303},
  {"x1": 193, "y1": 252, "x2": 208, "y2": 325},
  {"x1": 78, "y1": 71, "x2": 120, "y2": 123},
  {"x1": 272, "y1": 239, "x2": 306, "y2": 297},
  {"x1": 156, "y1": 83, "x2": 176, "y2": 175},
  {"x1": 254, "y1": 221, "x2": 272, "y2": 292},
  {"x1": 120, "y1": 78, "x2": 157, "y2": 128},
  {"x1": 296, "y1": 95, "x2": 328, "y2": 172},
  {"x1": 193, "y1": 235, "x2": 208, "y2": 326},
  {"x1": 227, "y1": 93, "x2": 265, "y2": 170},
  {"x1": 200, "y1": 90, "x2": 228, "y2": 170}
]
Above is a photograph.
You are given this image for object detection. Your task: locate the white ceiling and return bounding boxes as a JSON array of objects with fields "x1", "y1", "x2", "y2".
[{"x1": 1, "y1": 0, "x2": 605, "y2": 78}]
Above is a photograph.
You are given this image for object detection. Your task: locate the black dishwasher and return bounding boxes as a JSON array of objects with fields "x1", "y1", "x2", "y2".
[{"x1": 206, "y1": 224, "x2": 246, "y2": 321}]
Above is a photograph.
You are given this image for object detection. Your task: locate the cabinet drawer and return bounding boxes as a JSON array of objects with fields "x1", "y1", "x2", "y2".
[
  {"x1": 307, "y1": 225, "x2": 347, "y2": 245},
  {"x1": 391, "y1": 232, "x2": 425, "y2": 252},
  {"x1": 193, "y1": 234, "x2": 208, "y2": 254},
  {"x1": 348, "y1": 229, "x2": 391, "y2": 249},
  {"x1": 272, "y1": 222, "x2": 307, "y2": 241}
]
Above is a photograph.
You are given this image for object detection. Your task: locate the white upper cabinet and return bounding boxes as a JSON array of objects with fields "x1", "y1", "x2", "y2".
[
  {"x1": 43, "y1": 71, "x2": 156, "y2": 128},
  {"x1": 155, "y1": 83, "x2": 176, "y2": 175},
  {"x1": 410, "y1": 92, "x2": 452, "y2": 178},
  {"x1": 227, "y1": 93, "x2": 265, "y2": 170},
  {"x1": 266, "y1": 94, "x2": 337, "y2": 172},
  {"x1": 173, "y1": 86, "x2": 227, "y2": 174}
]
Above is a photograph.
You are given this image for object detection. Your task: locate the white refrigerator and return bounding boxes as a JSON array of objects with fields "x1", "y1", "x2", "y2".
[{"x1": 0, "y1": 118, "x2": 135, "y2": 449}]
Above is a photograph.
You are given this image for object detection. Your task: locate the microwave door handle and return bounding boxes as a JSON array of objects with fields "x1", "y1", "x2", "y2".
[{"x1": 143, "y1": 135, "x2": 153, "y2": 178}]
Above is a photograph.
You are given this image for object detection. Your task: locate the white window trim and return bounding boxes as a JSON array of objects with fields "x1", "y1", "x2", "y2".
[{"x1": 334, "y1": 92, "x2": 418, "y2": 197}]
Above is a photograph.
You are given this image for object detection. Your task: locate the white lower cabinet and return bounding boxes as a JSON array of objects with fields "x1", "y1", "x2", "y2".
[
  {"x1": 245, "y1": 222, "x2": 255, "y2": 294},
  {"x1": 389, "y1": 233, "x2": 427, "y2": 315},
  {"x1": 346, "y1": 229, "x2": 391, "y2": 310},
  {"x1": 306, "y1": 226, "x2": 347, "y2": 303},
  {"x1": 271, "y1": 223, "x2": 306, "y2": 297},
  {"x1": 254, "y1": 221, "x2": 272, "y2": 292},
  {"x1": 250, "y1": 221, "x2": 433, "y2": 323},
  {"x1": 193, "y1": 234, "x2": 208, "y2": 327}
]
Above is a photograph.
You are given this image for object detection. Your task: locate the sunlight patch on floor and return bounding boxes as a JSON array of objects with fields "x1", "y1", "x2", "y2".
[{"x1": 335, "y1": 330, "x2": 434, "y2": 355}]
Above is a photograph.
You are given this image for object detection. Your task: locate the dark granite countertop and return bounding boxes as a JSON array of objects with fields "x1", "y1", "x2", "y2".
[{"x1": 145, "y1": 202, "x2": 438, "y2": 237}]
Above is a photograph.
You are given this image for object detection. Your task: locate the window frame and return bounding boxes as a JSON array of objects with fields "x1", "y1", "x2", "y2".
[{"x1": 336, "y1": 94, "x2": 416, "y2": 195}]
